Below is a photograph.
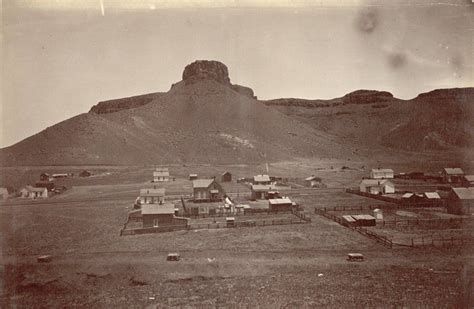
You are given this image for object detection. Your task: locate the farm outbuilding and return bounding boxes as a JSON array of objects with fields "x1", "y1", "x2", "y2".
[
  {"x1": 253, "y1": 174, "x2": 271, "y2": 185},
  {"x1": 251, "y1": 184, "x2": 272, "y2": 200},
  {"x1": 379, "y1": 180, "x2": 395, "y2": 194},
  {"x1": 447, "y1": 187, "x2": 474, "y2": 215},
  {"x1": 268, "y1": 198, "x2": 294, "y2": 211},
  {"x1": 442, "y1": 168, "x2": 464, "y2": 184},
  {"x1": 189, "y1": 174, "x2": 198, "y2": 180},
  {"x1": 153, "y1": 168, "x2": 170, "y2": 182},
  {"x1": 19, "y1": 186, "x2": 48, "y2": 199},
  {"x1": 193, "y1": 179, "x2": 224, "y2": 202},
  {"x1": 370, "y1": 168, "x2": 394, "y2": 179},
  {"x1": 139, "y1": 188, "x2": 165, "y2": 205},
  {"x1": 221, "y1": 171, "x2": 232, "y2": 182}
]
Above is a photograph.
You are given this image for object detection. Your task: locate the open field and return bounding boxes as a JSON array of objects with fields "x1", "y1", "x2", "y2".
[{"x1": 1, "y1": 163, "x2": 473, "y2": 307}]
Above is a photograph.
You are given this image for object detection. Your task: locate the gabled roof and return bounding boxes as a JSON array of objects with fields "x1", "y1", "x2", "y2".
[
  {"x1": 268, "y1": 198, "x2": 292, "y2": 205},
  {"x1": 452, "y1": 187, "x2": 474, "y2": 200},
  {"x1": 140, "y1": 188, "x2": 165, "y2": 197},
  {"x1": 425, "y1": 192, "x2": 441, "y2": 199},
  {"x1": 193, "y1": 179, "x2": 215, "y2": 189},
  {"x1": 360, "y1": 179, "x2": 380, "y2": 186},
  {"x1": 305, "y1": 175, "x2": 321, "y2": 181},
  {"x1": 443, "y1": 168, "x2": 464, "y2": 175},
  {"x1": 253, "y1": 175, "x2": 270, "y2": 182},
  {"x1": 141, "y1": 203, "x2": 175, "y2": 215},
  {"x1": 402, "y1": 193, "x2": 424, "y2": 198},
  {"x1": 251, "y1": 184, "x2": 272, "y2": 192},
  {"x1": 222, "y1": 171, "x2": 231, "y2": 176},
  {"x1": 153, "y1": 171, "x2": 170, "y2": 177},
  {"x1": 371, "y1": 168, "x2": 394, "y2": 173},
  {"x1": 464, "y1": 175, "x2": 474, "y2": 182}
]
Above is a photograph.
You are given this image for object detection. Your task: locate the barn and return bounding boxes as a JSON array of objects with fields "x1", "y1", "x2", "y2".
[
  {"x1": 447, "y1": 187, "x2": 474, "y2": 215},
  {"x1": 304, "y1": 175, "x2": 322, "y2": 188},
  {"x1": 370, "y1": 168, "x2": 394, "y2": 179},
  {"x1": 221, "y1": 171, "x2": 232, "y2": 182},
  {"x1": 193, "y1": 179, "x2": 224, "y2": 202}
]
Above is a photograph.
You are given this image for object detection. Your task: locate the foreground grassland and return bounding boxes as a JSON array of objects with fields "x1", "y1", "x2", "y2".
[{"x1": 1, "y1": 162, "x2": 473, "y2": 307}]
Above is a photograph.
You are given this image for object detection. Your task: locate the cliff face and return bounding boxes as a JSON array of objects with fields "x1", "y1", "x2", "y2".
[{"x1": 182, "y1": 60, "x2": 231, "y2": 86}]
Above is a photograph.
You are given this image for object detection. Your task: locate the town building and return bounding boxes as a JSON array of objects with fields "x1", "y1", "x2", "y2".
[
  {"x1": 251, "y1": 184, "x2": 272, "y2": 200},
  {"x1": 189, "y1": 174, "x2": 198, "y2": 180},
  {"x1": 193, "y1": 179, "x2": 223, "y2": 202},
  {"x1": 268, "y1": 197, "x2": 294, "y2": 211},
  {"x1": 370, "y1": 168, "x2": 394, "y2": 179},
  {"x1": 442, "y1": 168, "x2": 464, "y2": 184},
  {"x1": 447, "y1": 187, "x2": 474, "y2": 215},
  {"x1": 19, "y1": 186, "x2": 48, "y2": 199},
  {"x1": 153, "y1": 168, "x2": 170, "y2": 182},
  {"x1": 221, "y1": 171, "x2": 232, "y2": 182},
  {"x1": 141, "y1": 203, "x2": 176, "y2": 228},
  {"x1": 360, "y1": 179, "x2": 395, "y2": 194},
  {"x1": 305, "y1": 175, "x2": 322, "y2": 188},
  {"x1": 253, "y1": 174, "x2": 271, "y2": 185},
  {"x1": 139, "y1": 188, "x2": 165, "y2": 205}
]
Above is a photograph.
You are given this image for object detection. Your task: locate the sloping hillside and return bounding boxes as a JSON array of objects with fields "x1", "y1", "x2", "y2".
[
  {"x1": 0, "y1": 61, "x2": 346, "y2": 166},
  {"x1": 262, "y1": 88, "x2": 474, "y2": 152}
]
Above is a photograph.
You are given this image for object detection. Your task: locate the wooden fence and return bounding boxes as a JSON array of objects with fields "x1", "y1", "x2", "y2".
[
  {"x1": 314, "y1": 208, "x2": 392, "y2": 248},
  {"x1": 120, "y1": 210, "x2": 311, "y2": 236},
  {"x1": 393, "y1": 235, "x2": 471, "y2": 248}
]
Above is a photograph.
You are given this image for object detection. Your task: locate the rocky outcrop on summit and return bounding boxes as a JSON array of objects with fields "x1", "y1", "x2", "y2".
[
  {"x1": 342, "y1": 90, "x2": 393, "y2": 104},
  {"x1": 182, "y1": 60, "x2": 231, "y2": 86}
]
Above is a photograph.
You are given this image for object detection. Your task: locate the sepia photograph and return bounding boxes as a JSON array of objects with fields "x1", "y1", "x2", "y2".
[{"x1": 1, "y1": 0, "x2": 473, "y2": 307}]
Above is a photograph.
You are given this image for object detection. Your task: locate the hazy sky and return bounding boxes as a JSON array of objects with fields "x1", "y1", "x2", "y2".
[{"x1": 1, "y1": 0, "x2": 473, "y2": 147}]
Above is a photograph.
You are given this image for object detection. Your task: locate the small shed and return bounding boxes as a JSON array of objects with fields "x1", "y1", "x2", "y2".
[
  {"x1": 189, "y1": 174, "x2": 198, "y2": 180},
  {"x1": 379, "y1": 179, "x2": 395, "y2": 194},
  {"x1": 141, "y1": 203, "x2": 175, "y2": 228},
  {"x1": 221, "y1": 171, "x2": 232, "y2": 182},
  {"x1": 373, "y1": 209, "x2": 383, "y2": 220},
  {"x1": 442, "y1": 168, "x2": 464, "y2": 184},
  {"x1": 268, "y1": 198, "x2": 293, "y2": 211},
  {"x1": 447, "y1": 187, "x2": 474, "y2": 215},
  {"x1": 370, "y1": 168, "x2": 394, "y2": 179},
  {"x1": 79, "y1": 170, "x2": 92, "y2": 177},
  {"x1": 226, "y1": 217, "x2": 235, "y2": 227},
  {"x1": 342, "y1": 215, "x2": 356, "y2": 226},
  {"x1": 352, "y1": 214, "x2": 376, "y2": 227}
]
